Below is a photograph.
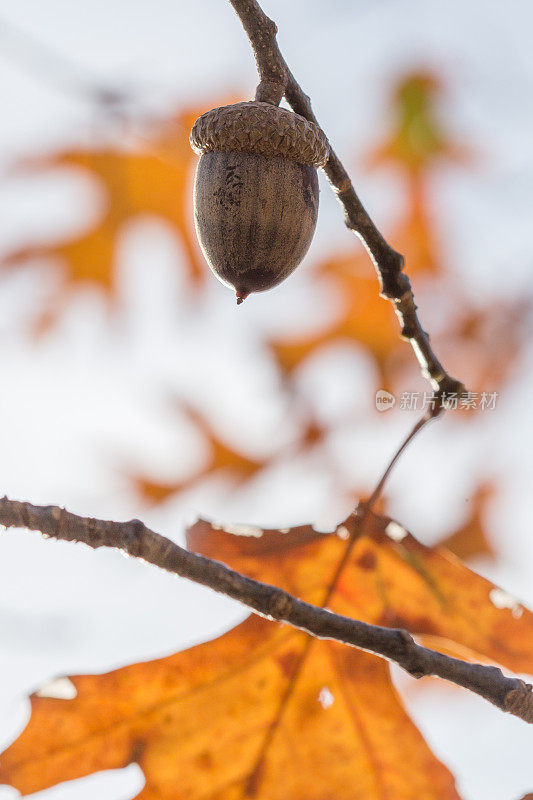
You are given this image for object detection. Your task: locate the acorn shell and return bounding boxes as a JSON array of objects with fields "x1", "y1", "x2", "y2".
[{"x1": 190, "y1": 102, "x2": 329, "y2": 299}]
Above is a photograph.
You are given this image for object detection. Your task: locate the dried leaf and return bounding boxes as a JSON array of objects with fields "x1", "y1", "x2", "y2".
[
  {"x1": 132, "y1": 407, "x2": 327, "y2": 505},
  {"x1": 132, "y1": 404, "x2": 265, "y2": 504},
  {"x1": 1, "y1": 105, "x2": 212, "y2": 326},
  {"x1": 269, "y1": 251, "x2": 401, "y2": 389},
  {"x1": 365, "y1": 72, "x2": 470, "y2": 177},
  {"x1": 188, "y1": 515, "x2": 533, "y2": 671},
  {"x1": 389, "y1": 184, "x2": 442, "y2": 278},
  {"x1": 437, "y1": 483, "x2": 496, "y2": 561},
  {"x1": 2, "y1": 512, "x2": 532, "y2": 799},
  {"x1": 267, "y1": 71, "x2": 476, "y2": 384},
  {"x1": 442, "y1": 299, "x2": 531, "y2": 395}
]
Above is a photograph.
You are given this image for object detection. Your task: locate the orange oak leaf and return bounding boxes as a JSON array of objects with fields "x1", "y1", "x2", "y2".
[
  {"x1": 365, "y1": 72, "x2": 470, "y2": 178},
  {"x1": 267, "y1": 73, "x2": 475, "y2": 386},
  {"x1": 133, "y1": 407, "x2": 327, "y2": 505},
  {"x1": 132, "y1": 404, "x2": 266, "y2": 504},
  {"x1": 1, "y1": 104, "x2": 216, "y2": 327},
  {"x1": 364, "y1": 71, "x2": 471, "y2": 281},
  {"x1": 268, "y1": 251, "x2": 403, "y2": 390},
  {"x1": 2, "y1": 511, "x2": 532, "y2": 799},
  {"x1": 389, "y1": 183, "x2": 442, "y2": 278},
  {"x1": 266, "y1": 206, "x2": 443, "y2": 387},
  {"x1": 364, "y1": 70, "x2": 471, "y2": 283},
  {"x1": 440, "y1": 299, "x2": 531, "y2": 396},
  {"x1": 437, "y1": 482, "x2": 496, "y2": 561},
  {"x1": 188, "y1": 514, "x2": 533, "y2": 670}
]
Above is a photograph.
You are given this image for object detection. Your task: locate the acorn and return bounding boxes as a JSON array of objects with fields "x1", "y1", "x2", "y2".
[{"x1": 190, "y1": 101, "x2": 329, "y2": 303}]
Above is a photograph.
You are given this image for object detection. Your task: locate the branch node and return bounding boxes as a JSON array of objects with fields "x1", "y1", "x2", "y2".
[
  {"x1": 269, "y1": 591, "x2": 293, "y2": 619},
  {"x1": 504, "y1": 681, "x2": 533, "y2": 723},
  {"x1": 254, "y1": 79, "x2": 284, "y2": 105},
  {"x1": 125, "y1": 518, "x2": 147, "y2": 558}
]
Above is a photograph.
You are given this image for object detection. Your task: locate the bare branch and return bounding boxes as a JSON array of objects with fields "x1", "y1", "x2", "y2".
[
  {"x1": 1, "y1": 495, "x2": 531, "y2": 723},
  {"x1": 228, "y1": 0, "x2": 464, "y2": 397}
]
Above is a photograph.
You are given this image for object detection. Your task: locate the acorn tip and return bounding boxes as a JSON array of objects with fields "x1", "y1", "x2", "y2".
[{"x1": 236, "y1": 289, "x2": 249, "y2": 305}]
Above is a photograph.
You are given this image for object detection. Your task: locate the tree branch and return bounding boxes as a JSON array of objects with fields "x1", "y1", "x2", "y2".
[
  {"x1": 1, "y1": 495, "x2": 531, "y2": 723},
  {"x1": 228, "y1": 0, "x2": 463, "y2": 397}
]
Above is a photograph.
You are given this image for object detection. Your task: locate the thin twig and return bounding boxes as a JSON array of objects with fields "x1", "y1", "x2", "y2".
[
  {"x1": 228, "y1": 0, "x2": 464, "y2": 397},
  {"x1": 0, "y1": 496, "x2": 531, "y2": 723},
  {"x1": 365, "y1": 408, "x2": 436, "y2": 510}
]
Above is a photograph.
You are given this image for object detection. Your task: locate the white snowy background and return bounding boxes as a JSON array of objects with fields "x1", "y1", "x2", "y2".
[{"x1": 0, "y1": 0, "x2": 532, "y2": 798}]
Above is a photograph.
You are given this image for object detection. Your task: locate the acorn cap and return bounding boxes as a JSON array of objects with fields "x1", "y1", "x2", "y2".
[{"x1": 190, "y1": 101, "x2": 329, "y2": 168}]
